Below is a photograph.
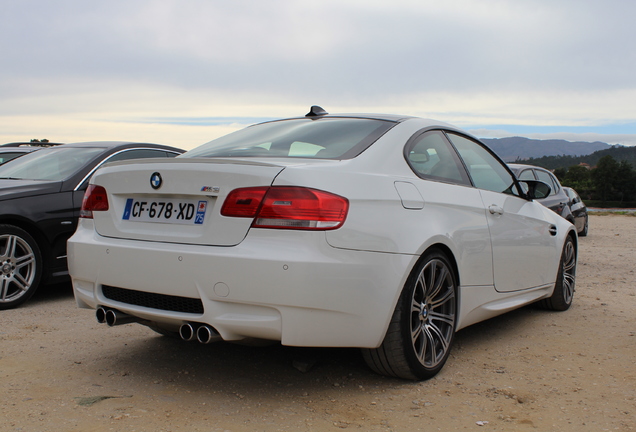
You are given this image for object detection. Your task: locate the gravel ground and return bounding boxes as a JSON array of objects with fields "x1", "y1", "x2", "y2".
[{"x1": 1, "y1": 214, "x2": 635, "y2": 431}]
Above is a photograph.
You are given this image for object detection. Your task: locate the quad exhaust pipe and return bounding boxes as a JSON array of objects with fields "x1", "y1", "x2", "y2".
[{"x1": 95, "y1": 308, "x2": 221, "y2": 344}]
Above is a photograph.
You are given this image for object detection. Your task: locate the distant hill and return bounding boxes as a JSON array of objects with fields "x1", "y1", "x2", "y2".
[
  {"x1": 481, "y1": 137, "x2": 611, "y2": 162},
  {"x1": 518, "y1": 145, "x2": 636, "y2": 170}
]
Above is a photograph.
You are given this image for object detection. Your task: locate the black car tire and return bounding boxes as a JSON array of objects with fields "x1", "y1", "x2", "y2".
[
  {"x1": 539, "y1": 235, "x2": 576, "y2": 311},
  {"x1": 0, "y1": 225, "x2": 43, "y2": 310},
  {"x1": 362, "y1": 249, "x2": 457, "y2": 380},
  {"x1": 579, "y1": 216, "x2": 588, "y2": 237}
]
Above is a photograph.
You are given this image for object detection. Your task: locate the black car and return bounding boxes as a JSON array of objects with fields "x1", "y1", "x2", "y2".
[
  {"x1": 563, "y1": 186, "x2": 588, "y2": 236},
  {"x1": 0, "y1": 141, "x2": 183, "y2": 309},
  {"x1": 0, "y1": 142, "x2": 62, "y2": 165},
  {"x1": 507, "y1": 163, "x2": 574, "y2": 220}
]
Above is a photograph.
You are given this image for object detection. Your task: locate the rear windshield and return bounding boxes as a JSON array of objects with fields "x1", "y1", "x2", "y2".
[
  {"x1": 0, "y1": 147, "x2": 104, "y2": 181},
  {"x1": 182, "y1": 118, "x2": 396, "y2": 160}
]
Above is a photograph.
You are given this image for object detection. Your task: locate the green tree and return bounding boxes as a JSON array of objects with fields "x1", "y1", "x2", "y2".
[
  {"x1": 562, "y1": 165, "x2": 593, "y2": 198},
  {"x1": 553, "y1": 167, "x2": 567, "y2": 181},
  {"x1": 614, "y1": 160, "x2": 636, "y2": 203},
  {"x1": 591, "y1": 155, "x2": 619, "y2": 202}
]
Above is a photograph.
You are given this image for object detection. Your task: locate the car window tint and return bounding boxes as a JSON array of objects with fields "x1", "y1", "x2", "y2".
[
  {"x1": 405, "y1": 131, "x2": 471, "y2": 185},
  {"x1": 446, "y1": 133, "x2": 519, "y2": 195},
  {"x1": 0, "y1": 147, "x2": 104, "y2": 181},
  {"x1": 0, "y1": 152, "x2": 26, "y2": 164},
  {"x1": 534, "y1": 169, "x2": 558, "y2": 196},
  {"x1": 182, "y1": 118, "x2": 395, "y2": 160}
]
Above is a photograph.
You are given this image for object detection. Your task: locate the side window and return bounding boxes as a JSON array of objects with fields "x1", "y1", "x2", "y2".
[
  {"x1": 405, "y1": 130, "x2": 471, "y2": 186},
  {"x1": 106, "y1": 149, "x2": 179, "y2": 163},
  {"x1": 446, "y1": 133, "x2": 519, "y2": 195},
  {"x1": 535, "y1": 170, "x2": 558, "y2": 196},
  {"x1": 518, "y1": 169, "x2": 536, "y2": 181}
]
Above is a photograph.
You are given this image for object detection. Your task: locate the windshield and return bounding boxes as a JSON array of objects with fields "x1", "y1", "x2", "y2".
[
  {"x1": 182, "y1": 118, "x2": 396, "y2": 160},
  {"x1": 0, "y1": 147, "x2": 105, "y2": 181}
]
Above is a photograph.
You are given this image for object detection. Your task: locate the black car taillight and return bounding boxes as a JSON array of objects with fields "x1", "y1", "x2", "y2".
[
  {"x1": 221, "y1": 186, "x2": 348, "y2": 230},
  {"x1": 80, "y1": 185, "x2": 109, "y2": 218}
]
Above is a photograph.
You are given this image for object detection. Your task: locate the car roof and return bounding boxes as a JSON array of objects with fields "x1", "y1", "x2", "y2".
[
  {"x1": 46, "y1": 141, "x2": 184, "y2": 152},
  {"x1": 0, "y1": 147, "x2": 37, "y2": 153},
  {"x1": 256, "y1": 106, "x2": 450, "y2": 129},
  {"x1": 1, "y1": 142, "x2": 64, "y2": 148},
  {"x1": 507, "y1": 163, "x2": 554, "y2": 173}
]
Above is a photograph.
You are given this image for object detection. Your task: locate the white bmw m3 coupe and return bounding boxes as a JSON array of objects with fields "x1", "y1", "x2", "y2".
[{"x1": 68, "y1": 106, "x2": 577, "y2": 380}]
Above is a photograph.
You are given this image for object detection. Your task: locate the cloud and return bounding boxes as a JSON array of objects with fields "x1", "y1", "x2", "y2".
[{"x1": 1, "y1": 0, "x2": 635, "y2": 146}]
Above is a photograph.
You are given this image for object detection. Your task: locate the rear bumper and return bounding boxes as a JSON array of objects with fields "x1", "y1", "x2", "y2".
[{"x1": 68, "y1": 219, "x2": 416, "y2": 348}]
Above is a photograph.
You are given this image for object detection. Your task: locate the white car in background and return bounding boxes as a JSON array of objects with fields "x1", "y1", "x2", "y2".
[{"x1": 68, "y1": 107, "x2": 577, "y2": 380}]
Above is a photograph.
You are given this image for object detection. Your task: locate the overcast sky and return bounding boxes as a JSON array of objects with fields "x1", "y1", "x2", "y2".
[{"x1": 1, "y1": 0, "x2": 635, "y2": 150}]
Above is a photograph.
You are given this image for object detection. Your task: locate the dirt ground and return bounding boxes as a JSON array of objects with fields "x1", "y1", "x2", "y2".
[{"x1": 1, "y1": 214, "x2": 634, "y2": 432}]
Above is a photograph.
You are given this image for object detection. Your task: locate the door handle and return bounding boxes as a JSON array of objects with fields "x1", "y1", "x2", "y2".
[{"x1": 488, "y1": 205, "x2": 504, "y2": 215}]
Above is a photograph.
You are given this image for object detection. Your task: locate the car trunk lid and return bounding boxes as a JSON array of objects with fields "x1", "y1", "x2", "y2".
[{"x1": 89, "y1": 158, "x2": 287, "y2": 246}]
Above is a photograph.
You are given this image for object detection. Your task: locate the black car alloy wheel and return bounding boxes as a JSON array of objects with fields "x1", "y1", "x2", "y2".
[{"x1": 0, "y1": 225, "x2": 42, "y2": 309}]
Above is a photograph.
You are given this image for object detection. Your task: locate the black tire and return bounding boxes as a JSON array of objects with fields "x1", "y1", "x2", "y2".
[
  {"x1": 0, "y1": 225, "x2": 43, "y2": 310},
  {"x1": 539, "y1": 235, "x2": 576, "y2": 311},
  {"x1": 362, "y1": 249, "x2": 457, "y2": 380},
  {"x1": 579, "y1": 216, "x2": 588, "y2": 237}
]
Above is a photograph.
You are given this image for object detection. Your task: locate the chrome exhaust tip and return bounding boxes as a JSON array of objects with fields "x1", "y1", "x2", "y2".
[
  {"x1": 179, "y1": 323, "x2": 198, "y2": 341},
  {"x1": 104, "y1": 309, "x2": 137, "y2": 327},
  {"x1": 196, "y1": 325, "x2": 221, "y2": 344},
  {"x1": 95, "y1": 307, "x2": 108, "y2": 324}
]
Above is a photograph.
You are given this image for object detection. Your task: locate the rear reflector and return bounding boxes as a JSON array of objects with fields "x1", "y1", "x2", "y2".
[
  {"x1": 221, "y1": 186, "x2": 348, "y2": 230},
  {"x1": 80, "y1": 185, "x2": 109, "y2": 218}
]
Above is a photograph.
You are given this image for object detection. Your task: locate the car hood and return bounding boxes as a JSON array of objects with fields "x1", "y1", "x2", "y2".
[{"x1": 0, "y1": 179, "x2": 62, "y2": 201}]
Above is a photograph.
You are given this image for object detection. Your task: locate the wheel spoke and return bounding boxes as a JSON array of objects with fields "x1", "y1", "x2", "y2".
[
  {"x1": 6, "y1": 235, "x2": 18, "y2": 259},
  {"x1": 416, "y1": 271, "x2": 428, "y2": 298},
  {"x1": 422, "y1": 326, "x2": 437, "y2": 363},
  {"x1": 14, "y1": 252, "x2": 35, "y2": 270},
  {"x1": 430, "y1": 287, "x2": 454, "y2": 309},
  {"x1": 410, "y1": 297, "x2": 421, "y2": 314},
  {"x1": 0, "y1": 279, "x2": 9, "y2": 300},
  {"x1": 12, "y1": 273, "x2": 29, "y2": 291},
  {"x1": 411, "y1": 322, "x2": 426, "y2": 360},
  {"x1": 429, "y1": 310, "x2": 455, "y2": 327},
  {"x1": 426, "y1": 262, "x2": 448, "y2": 301},
  {"x1": 426, "y1": 321, "x2": 450, "y2": 354}
]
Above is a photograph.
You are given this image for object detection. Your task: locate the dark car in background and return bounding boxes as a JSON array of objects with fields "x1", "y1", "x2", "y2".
[
  {"x1": 508, "y1": 163, "x2": 572, "y2": 216},
  {"x1": 0, "y1": 141, "x2": 184, "y2": 309},
  {"x1": 563, "y1": 187, "x2": 588, "y2": 236},
  {"x1": 0, "y1": 142, "x2": 63, "y2": 165}
]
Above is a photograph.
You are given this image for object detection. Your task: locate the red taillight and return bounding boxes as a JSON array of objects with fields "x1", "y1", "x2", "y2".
[
  {"x1": 80, "y1": 185, "x2": 109, "y2": 218},
  {"x1": 221, "y1": 187, "x2": 269, "y2": 217},
  {"x1": 221, "y1": 186, "x2": 348, "y2": 230}
]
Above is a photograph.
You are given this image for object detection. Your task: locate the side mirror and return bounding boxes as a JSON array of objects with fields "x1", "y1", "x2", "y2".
[{"x1": 519, "y1": 180, "x2": 551, "y2": 200}]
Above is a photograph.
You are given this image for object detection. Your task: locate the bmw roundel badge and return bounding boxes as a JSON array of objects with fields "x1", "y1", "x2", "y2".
[{"x1": 150, "y1": 172, "x2": 162, "y2": 189}]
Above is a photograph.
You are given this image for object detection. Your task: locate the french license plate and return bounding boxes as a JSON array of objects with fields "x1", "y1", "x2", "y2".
[{"x1": 122, "y1": 198, "x2": 208, "y2": 225}]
